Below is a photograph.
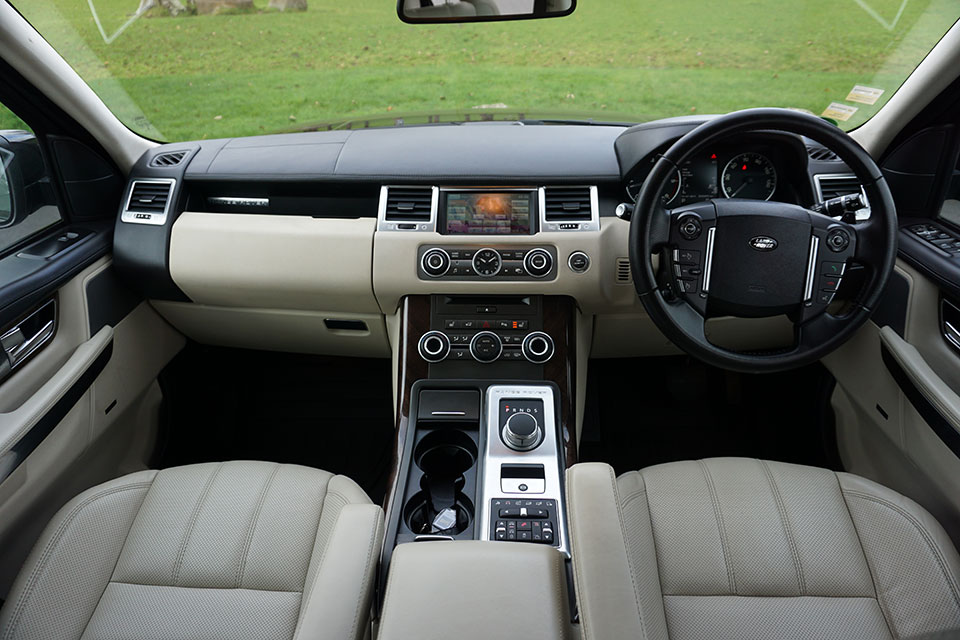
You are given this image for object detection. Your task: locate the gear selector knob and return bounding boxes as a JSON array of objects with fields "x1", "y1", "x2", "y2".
[{"x1": 503, "y1": 412, "x2": 543, "y2": 451}]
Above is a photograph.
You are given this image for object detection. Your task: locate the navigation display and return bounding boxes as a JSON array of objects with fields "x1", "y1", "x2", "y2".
[{"x1": 444, "y1": 191, "x2": 533, "y2": 235}]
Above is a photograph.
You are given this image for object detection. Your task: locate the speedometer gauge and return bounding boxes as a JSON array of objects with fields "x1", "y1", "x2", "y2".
[
  {"x1": 626, "y1": 162, "x2": 682, "y2": 206},
  {"x1": 721, "y1": 152, "x2": 777, "y2": 200}
]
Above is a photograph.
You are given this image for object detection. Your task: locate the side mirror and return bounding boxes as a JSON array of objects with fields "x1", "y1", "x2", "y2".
[
  {"x1": 398, "y1": 0, "x2": 575, "y2": 24},
  {"x1": 0, "y1": 145, "x2": 15, "y2": 228}
]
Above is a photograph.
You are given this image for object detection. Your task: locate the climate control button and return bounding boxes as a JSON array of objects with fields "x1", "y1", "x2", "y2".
[
  {"x1": 418, "y1": 331, "x2": 451, "y2": 363},
  {"x1": 523, "y1": 248, "x2": 553, "y2": 278},
  {"x1": 421, "y1": 248, "x2": 451, "y2": 277},
  {"x1": 522, "y1": 331, "x2": 555, "y2": 364},
  {"x1": 469, "y1": 331, "x2": 503, "y2": 363}
]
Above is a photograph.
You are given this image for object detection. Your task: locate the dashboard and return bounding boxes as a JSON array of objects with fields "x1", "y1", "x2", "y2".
[{"x1": 111, "y1": 116, "x2": 860, "y2": 359}]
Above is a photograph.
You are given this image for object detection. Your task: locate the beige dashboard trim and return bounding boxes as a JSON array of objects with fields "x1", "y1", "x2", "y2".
[{"x1": 170, "y1": 213, "x2": 380, "y2": 313}]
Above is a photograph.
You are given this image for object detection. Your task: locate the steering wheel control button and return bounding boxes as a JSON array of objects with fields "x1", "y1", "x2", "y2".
[
  {"x1": 826, "y1": 228, "x2": 851, "y2": 252},
  {"x1": 677, "y1": 279, "x2": 698, "y2": 294},
  {"x1": 675, "y1": 249, "x2": 701, "y2": 264},
  {"x1": 502, "y1": 411, "x2": 543, "y2": 451},
  {"x1": 521, "y1": 331, "x2": 555, "y2": 364},
  {"x1": 678, "y1": 215, "x2": 702, "y2": 240},
  {"x1": 819, "y1": 275, "x2": 841, "y2": 292},
  {"x1": 523, "y1": 248, "x2": 554, "y2": 277},
  {"x1": 418, "y1": 331, "x2": 451, "y2": 363},
  {"x1": 567, "y1": 251, "x2": 590, "y2": 273},
  {"x1": 472, "y1": 248, "x2": 502, "y2": 277},
  {"x1": 817, "y1": 291, "x2": 835, "y2": 305},
  {"x1": 421, "y1": 248, "x2": 451, "y2": 277},
  {"x1": 469, "y1": 331, "x2": 503, "y2": 363},
  {"x1": 822, "y1": 261, "x2": 846, "y2": 276}
]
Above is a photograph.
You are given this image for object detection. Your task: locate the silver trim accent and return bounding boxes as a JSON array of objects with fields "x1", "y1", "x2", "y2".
[
  {"x1": 207, "y1": 196, "x2": 269, "y2": 208},
  {"x1": 539, "y1": 185, "x2": 600, "y2": 232},
  {"x1": 521, "y1": 331, "x2": 555, "y2": 364},
  {"x1": 469, "y1": 330, "x2": 503, "y2": 363},
  {"x1": 803, "y1": 235, "x2": 820, "y2": 303},
  {"x1": 377, "y1": 185, "x2": 439, "y2": 232},
  {"x1": 701, "y1": 226, "x2": 717, "y2": 294},
  {"x1": 1, "y1": 299, "x2": 56, "y2": 370},
  {"x1": 478, "y1": 385, "x2": 568, "y2": 555},
  {"x1": 813, "y1": 174, "x2": 871, "y2": 221},
  {"x1": 120, "y1": 178, "x2": 176, "y2": 226},
  {"x1": 472, "y1": 248, "x2": 503, "y2": 277},
  {"x1": 417, "y1": 331, "x2": 450, "y2": 363},
  {"x1": 941, "y1": 299, "x2": 960, "y2": 353},
  {"x1": 431, "y1": 410, "x2": 466, "y2": 416},
  {"x1": 420, "y1": 248, "x2": 451, "y2": 277}
]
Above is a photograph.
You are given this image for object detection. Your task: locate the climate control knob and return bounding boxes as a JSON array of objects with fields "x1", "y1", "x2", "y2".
[
  {"x1": 522, "y1": 331, "x2": 555, "y2": 364},
  {"x1": 418, "y1": 331, "x2": 451, "y2": 363},
  {"x1": 469, "y1": 331, "x2": 503, "y2": 363},
  {"x1": 421, "y1": 248, "x2": 451, "y2": 277},
  {"x1": 503, "y1": 412, "x2": 543, "y2": 451},
  {"x1": 523, "y1": 248, "x2": 553, "y2": 278}
]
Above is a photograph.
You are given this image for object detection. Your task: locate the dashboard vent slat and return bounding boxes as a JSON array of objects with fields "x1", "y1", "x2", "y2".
[
  {"x1": 806, "y1": 146, "x2": 840, "y2": 162},
  {"x1": 150, "y1": 150, "x2": 188, "y2": 168},
  {"x1": 616, "y1": 257, "x2": 632, "y2": 284},
  {"x1": 543, "y1": 186, "x2": 593, "y2": 221},
  {"x1": 384, "y1": 186, "x2": 433, "y2": 222},
  {"x1": 127, "y1": 181, "x2": 173, "y2": 212}
]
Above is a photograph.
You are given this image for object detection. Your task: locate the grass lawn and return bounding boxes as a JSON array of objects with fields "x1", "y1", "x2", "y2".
[{"x1": 5, "y1": 0, "x2": 958, "y2": 141}]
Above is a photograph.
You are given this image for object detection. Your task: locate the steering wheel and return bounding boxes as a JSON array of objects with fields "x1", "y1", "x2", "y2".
[{"x1": 630, "y1": 108, "x2": 897, "y2": 373}]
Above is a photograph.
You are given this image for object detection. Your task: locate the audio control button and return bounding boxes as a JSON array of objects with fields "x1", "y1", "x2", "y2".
[
  {"x1": 421, "y1": 248, "x2": 451, "y2": 277},
  {"x1": 523, "y1": 249, "x2": 553, "y2": 277}
]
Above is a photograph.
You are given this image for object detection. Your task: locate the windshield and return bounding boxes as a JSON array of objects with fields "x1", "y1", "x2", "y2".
[{"x1": 6, "y1": 0, "x2": 958, "y2": 141}]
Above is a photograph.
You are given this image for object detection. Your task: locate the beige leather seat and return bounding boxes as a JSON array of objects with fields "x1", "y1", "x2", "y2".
[
  {"x1": 567, "y1": 458, "x2": 960, "y2": 640},
  {"x1": 0, "y1": 461, "x2": 384, "y2": 640}
]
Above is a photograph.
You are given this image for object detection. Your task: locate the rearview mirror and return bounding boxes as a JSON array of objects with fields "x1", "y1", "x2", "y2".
[{"x1": 398, "y1": 0, "x2": 575, "y2": 24}]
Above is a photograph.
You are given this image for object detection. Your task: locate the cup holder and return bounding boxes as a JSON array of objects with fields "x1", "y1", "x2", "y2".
[{"x1": 404, "y1": 429, "x2": 478, "y2": 535}]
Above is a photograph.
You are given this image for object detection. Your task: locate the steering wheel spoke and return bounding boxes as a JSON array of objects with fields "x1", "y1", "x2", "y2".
[{"x1": 796, "y1": 313, "x2": 845, "y2": 352}]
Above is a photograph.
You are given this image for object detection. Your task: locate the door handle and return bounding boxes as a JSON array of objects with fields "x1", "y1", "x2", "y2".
[{"x1": 0, "y1": 299, "x2": 56, "y2": 376}]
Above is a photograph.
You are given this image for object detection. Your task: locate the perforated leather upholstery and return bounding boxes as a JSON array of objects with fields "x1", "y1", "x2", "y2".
[
  {"x1": 567, "y1": 458, "x2": 960, "y2": 640},
  {"x1": 0, "y1": 461, "x2": 384, "y2": 640}
]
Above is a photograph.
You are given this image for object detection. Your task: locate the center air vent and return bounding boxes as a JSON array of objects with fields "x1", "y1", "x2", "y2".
[
  {"x1": 382, "y1": 186, "x2": 435, "y2": 223},
  {"x1": 542, "y1": 186, "x2": 593, "y2": 221},
  {"x1": 149, "y1": 150, "x2": 188, "y2": 168},
  {"x1": 120, "y1": 179, "x2": 176, "y2": 226}
]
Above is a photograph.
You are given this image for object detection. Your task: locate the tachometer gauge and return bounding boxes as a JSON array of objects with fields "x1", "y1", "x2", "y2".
[
  {"x1": 626, "y1": 164, "x2": 682, "y2": 206},
  {"x1": 721, "y1": 152, "x2": 777, "y2": 200}
]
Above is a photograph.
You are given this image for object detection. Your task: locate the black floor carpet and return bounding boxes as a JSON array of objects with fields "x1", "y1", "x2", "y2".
[
  {"x1": 578, "y1": 356, "x2": 841, "y2": 475},
  {"x1": 155, "y1": 344, "x2": 395, "y2": 504}
]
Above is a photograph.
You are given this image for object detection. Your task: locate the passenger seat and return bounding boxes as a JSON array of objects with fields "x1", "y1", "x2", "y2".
[{"x1": 0, "y1": 461, "x2": 384, "y2": 640}]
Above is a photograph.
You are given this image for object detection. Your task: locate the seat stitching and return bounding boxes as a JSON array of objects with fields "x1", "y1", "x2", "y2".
[
  {"x1": 236, "y1": 463, "x2": 282, "y2": 589},
  {"x1": 291, "y1": 474, "x2": 336, "y2": 636},
  {"x1": 346, "y1": 508, "x2": 382, "y2": 640},
  {"x1": 638, "y1": 468, "x2": 670, "y2": 638},
  {"x1": 760, "y1": 460, "x2": 805, "y2": 596},
  {"x1": 844, "y1": 489, "x2": 960, "y2": 610},
  {"x1": 836, "y1": 482, "x2": 898, "y2": 640},
  {"x1": 106, "y1": 580, "x2": 303, "y2": 594},
  {"x1": 698, "y1": 459, "x2": 737, "y2": 595},
  {"x1": 610, "y1": 466, "x2": 651, "y2": 640},
  {"x1": 0, "y1": 481, "x2": 154, "y2": 640},
  {"x1": 172, "y1": 463, "x2": 223, "y2": 587}
]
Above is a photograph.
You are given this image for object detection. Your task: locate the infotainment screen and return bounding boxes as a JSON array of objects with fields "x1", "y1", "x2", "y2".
[{"x1": 444, "y1": 191, "x2": 533, "y2": 235}]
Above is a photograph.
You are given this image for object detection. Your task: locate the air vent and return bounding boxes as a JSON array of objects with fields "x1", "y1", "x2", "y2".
[
  {"x1": 806, "y1": 146, "x2": 840, "y2": 162},
  {"x1": 120, "y1": 179, "x2": 175, "y2": 226},
  {"x1": 149, "y1": 150, "x2": 188, "y2": 168},
  {"x1": 542, "y1": 186, "x2": 593, "y2": 221},
  {"x1": 616, "y1": 257, "x2": 632, "y2": 284},
  {"x1": 383, "y1": 186, "x2": 434, "y2": 222},
  {"x1": 815, "y1": 174, "x2": 870, "y2": 220}
]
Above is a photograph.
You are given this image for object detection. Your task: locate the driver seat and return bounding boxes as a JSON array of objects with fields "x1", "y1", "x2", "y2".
[{"x1": 567, "y1": 458, "x2": 960, "y2": 639}]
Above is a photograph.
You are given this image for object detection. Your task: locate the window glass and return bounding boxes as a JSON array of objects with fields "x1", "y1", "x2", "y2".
[{"x1": 0, "y1": 103, "x2": 63, "y2": 254}]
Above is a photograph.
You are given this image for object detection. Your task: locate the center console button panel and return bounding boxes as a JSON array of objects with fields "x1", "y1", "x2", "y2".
[
  {"x1": 491, "y1": 499, "x2": 558, "y2": 544},
  {"x1": 417, "y1": 245, "x2": 557, "y2": 281}
]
